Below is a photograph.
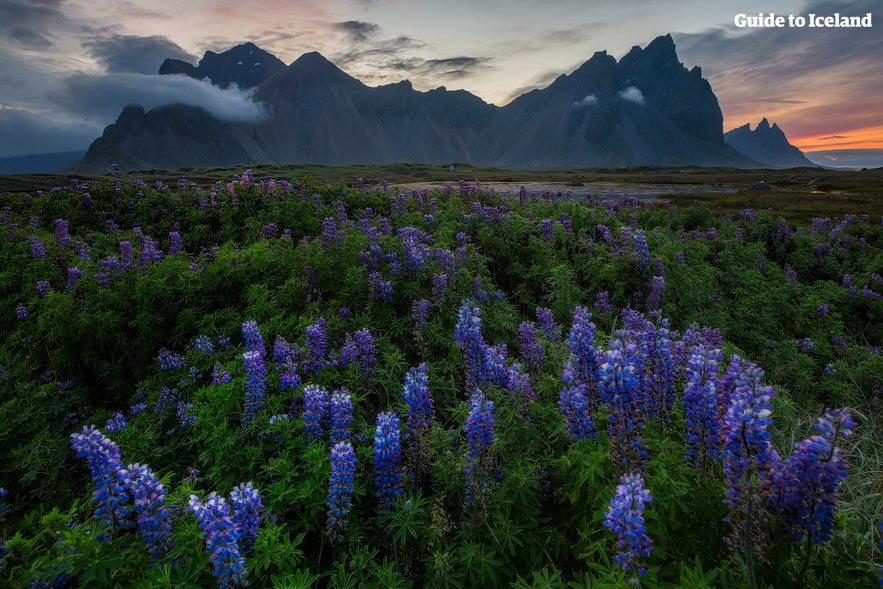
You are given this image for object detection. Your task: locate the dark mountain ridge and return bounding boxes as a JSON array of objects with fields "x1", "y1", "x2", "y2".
[
  {"x1": 72, "y1": 35, "x2": 761, "y2": 172},
  {"x1": 724, "y1": 118, "x2": 817, "y2": 168}
]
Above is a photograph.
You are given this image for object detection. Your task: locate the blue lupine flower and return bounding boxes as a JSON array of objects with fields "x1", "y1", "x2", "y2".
[
  {"x1": 684, "y1": 345, "x2": 724, "y2": 469},
  {"x1": 353, "y1": 329, "x2": 377, "y2": 377},
  {"x1": 192, "y1": 335, "x2": 216, "y2": 356},
  {"x1": 304, "y1": 317, "x2": 328, "y2": 374},
  {"x1": 403, "y1": 363, "x2": 434, "y2": 486},
  {"x1": 431, "y1": 273, "x2": 448, "y2": 308},
  {"x1": 36, "y1": 280, "x2": 53, "y2": 297},
  {"x1": 455, "y1": 301, "x2": 488, "y2": 393},
  {"x1": 70, "y1": 425, "x2": 127, "y2": 526},
  {"x1": 212, "y1": 362, "x2": 232, "y2": 385},
  {"x1": 229, "y1": 482, "x2": 262, "y2": 554},
  {"x1": 518, "y1": 321, "x2": 545, "y2": 370},
  {"x1": 567, "y1": 306, "x2": 600, "y2": 407},
  {"x1": 188, "y1": 493, "x2": 247, "y2": 588},
  {"x1": 327, "y1": 441, "x2": 356, "y2": 544},
  {"x1": 157, "y1": 348, "x2": 186, "y2": 371},
  {"x1": 598, "y1": 338, "x2": 648, "y2": 473},
  {"x1": 242, "y1": 350, "x2": 267, "y2": 425},
  {"x1": 464, "y1": 390, "x2": 495, "y2": 508},
  {"x1": 106, "y1": 411, "x2": 127, "y2": 433},
  {"x1": 633, "y1": 229, "x2": 649, "y2": 267},
  {"x1": 279, "y1": 366, "x2": 301, "y2": 391},
  {"x1": 604, "y1": 472, "x2": 653, "y2": 576},
  {"x1": 303, "y1": 385, "x2": 330, "y2": 441},
  {"x1": 241, "y1": 320, "x2": 264, "y2": 358},
  {"x1": 412, "y1": 298, "x2": 431, "y2": 331},
  {"x1": 558, "y1": 363, "x2": 596, "y2": 441},
  {"x1": 536, "y1": 307, "x2": 560, "y2": 342},
  {"x1": 774, "y1": 408, "x2": 853, "y2": 545},
  {"x1": 374, "y1": 412, "x2": 404, "y2": 511},
  {"x1": 118, "y1": 463, "x2": 173, "y2": 563},
  {"x1": 329, "y1": 388, "x2": 354, "y2": 445}
]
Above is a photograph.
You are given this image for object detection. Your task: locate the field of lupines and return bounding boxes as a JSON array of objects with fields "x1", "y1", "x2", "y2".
[{"x1": 0, "y1": 168, "x2": 882, "y2": 588}]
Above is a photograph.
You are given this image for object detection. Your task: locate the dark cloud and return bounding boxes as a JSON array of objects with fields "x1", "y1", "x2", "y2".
[
  {"x1": 335, "y1": 20, "x2": 380, "y2": 43},
  {"x1": 408, "y1": 57, "x2": 492, "y2": 80},
  {"x1": 820, "y1": 135, "x2": 849, "y2": 140},
  {"x1": 0, "y1": 106, "x2": 99, "y2": 158},
  {"x1": 83, "y1": 35, "x2": 196, "y2": 74},
  {"x1": 47, "y1": 73, "x2": 267, "y2": 123},
  {"x1": 0, "y1": 0, "x2": 65, "y2": 48}
]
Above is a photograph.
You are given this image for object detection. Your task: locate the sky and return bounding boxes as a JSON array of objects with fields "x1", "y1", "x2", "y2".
[{"x1": 0, "y1": 0, "x2": 880, "y2": 166}]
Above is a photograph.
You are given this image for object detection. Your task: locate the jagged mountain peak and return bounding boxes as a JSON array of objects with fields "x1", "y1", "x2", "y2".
[
  {"x1": 725, "y1": 118, "x2": 816, "y2": 168},
  {"x1": 159, "y1": 42, "x2": 286, "y2": 89}
]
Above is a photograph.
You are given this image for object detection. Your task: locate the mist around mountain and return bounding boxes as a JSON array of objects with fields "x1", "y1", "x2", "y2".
[
  {"x1": 71, "y1": 36, "x2": 762, "y2": 172},
  {"x1": 724, "y1": 118, "x2": 817, "y2": 168},
  {"x1": 0, "y1": 151, "x2": 86, "y2": 174}
]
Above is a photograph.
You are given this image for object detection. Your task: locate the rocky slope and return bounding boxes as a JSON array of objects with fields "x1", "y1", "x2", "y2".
[{"x1": 724, "y1": 118, "x2": 817, "y2": 168}]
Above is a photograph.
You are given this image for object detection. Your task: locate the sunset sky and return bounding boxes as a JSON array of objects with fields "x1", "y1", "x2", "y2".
[{"x1": 0, "y1": 0, "x2": 879, "y2": 166}]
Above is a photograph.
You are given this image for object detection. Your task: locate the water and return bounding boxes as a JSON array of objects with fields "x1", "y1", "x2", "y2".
[{"x1": 393, "y1": 181, "x2": 738, "y2": 200}]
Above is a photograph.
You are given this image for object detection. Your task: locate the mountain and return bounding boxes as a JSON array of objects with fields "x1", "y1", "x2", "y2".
[
  {"x1": 159, "y1": 42, "x2": 286, "y2": 89},
  {"x1": 0, "y1": 151, "x2": 86, "y2": 174},
  {"x1": 72, "y1": 36, "x2": 759, "y2": 172},
  {"x1": 724, "y1": 118, "x2": 817, "y2": 168}
]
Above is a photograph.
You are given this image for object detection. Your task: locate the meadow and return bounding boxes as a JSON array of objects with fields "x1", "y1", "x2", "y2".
[{"x1": 0, "y1": 166, "x2": 881, "y2": 588}]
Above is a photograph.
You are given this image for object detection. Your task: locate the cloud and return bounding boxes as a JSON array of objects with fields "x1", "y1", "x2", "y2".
[
  {"x1": 83, "y1": 35, "x2": 196, "y2": 74},
  {"x1": 804, "y1": 149, "x2": 883, "y2": 169},
  {"x1": 0, "y1": 106, "x2": 99, "y2": 158},
  {"x1": 47, "y1": 73, "x2": 267, "y2": 123},
  {"x1": 0, "y1": 0, "x2": 65, "y2": 49},
  {"x1": 618, "y1": 86, "x2": 644, "y2": 105},
  {"x1": 820, "y1": 135, "x2": 848, "y2": 140},
  {"x1": 334, "y1": 21, "x2": 380, "y2": 43},
  {"x1": 572, "y1": 94, "x2": 598, "y2": 108}
]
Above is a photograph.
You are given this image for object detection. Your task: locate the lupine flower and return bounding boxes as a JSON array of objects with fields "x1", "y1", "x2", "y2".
[
  {"x1": 403, "y1": 363, "x2": 434, "y2": 486},
  {"x1": 157, "y1": 349, "x2": 186, "y2": 371},
  {"x1": 646, "y1": 275, "x2": 665, "y2": 310},
  {"x1": 54, "y1": 218, "x2": 72, "y2": 248},
  {"x1": 412, "y1": 298, "x2": 431, "y2": 331},
  {"x1": 559, "y1": 363, "x2": 596, "y2": 441},
  {"x1": 241, "y1": 320, "x2": 264, "y2": 358},
  {"x1": 279, "y1": 366, "x2": 301, "y2": 391},
  {"x1": 506, "y1": 363, "x2": 536, "y2": 422},
  {"x1": 29, "y1": 236, "x2": 46, "y2": 258},
  {"x1": 15, "y1": 303, "x2": 28, "y2": 320},
  {"x1": 455, "y1": 301, "x2": 487, "y2": 393},
  {"x1": 212, "y1": 362, "x2": 232, "y2": 385},
  {"x1": 327, "y1": 441, "x2": 356, "y2": 544},
  {"x1": 567, "y1": 306, "x2": 601, "y2": 408},
  {"x1": 684, "y1": 345, "x2": 724, "y2": 469},
  {"x1": 0, "y1": 487, "x2": 9, "y2": 518},
  {"x1": 118, "y1": 463, "x2": 173, "y2": 563},
  {"x1": 374, "y1": 412, "x2": 404, "y2": 511},
  {"x1": 604, "y1": 472, "x2": 653, "y2": 576},
  {"x1": 188, "y1": 493, "x2": 247, "y2": 588},
  {"x1": 594, "y1": 291, "x2": 615, "y2": 315},
  {"x1": 70, "y1": 425, "x2": 126, "y2": 526},
  {"x1": 540, "y1": 218, "x2": 554, "y2": 244},
  {"x1": 176, "y1": 401, "x2": 196, "y2": 427},
  {"x1": 722, "y1": 362, "x2": 778, "y2": 571},
  {"x1": 518, "y1": 321, "x2": 545, "y2": 370},
  {"x1": 36, "y1": 280, "x2": 53, "y2": 297},
  {"x1": 106, "y1": 411, "x2": 128, "y2": 433},
  {"x1": 303, "y1": 385, "x2": 330, "y2": 440},
  {"x1": 66, "y1": 267, "x2": 83, "y2": 292},
  {"x1": 481, "y1": 343, "x2": 510, "y2": 389},
  {"x1": 353, "y1": 329, "x2": 377, "y2": 377},
  {"x1": 431, "y1": 273, "x2": 448, "y2": 307},
  {"x1": 464, "y1": 390, "x2": 495, "y2": 508},
  {"x1": 367, "y1": 271, "x2": 395, "y2": 302},
  {"x1": 229, "y1": 482, "x2": 262, "y2": 553},
  {"x1": 168, "y1": 231, "x2": 183, "y2": 255},
  {"x1": 242, "y1": 350, "x2": 266, "y2": 425},
  {"x1": 598, "y1": 338, "x2": 648, "y2": 473},
  {"x1": 329, "y1": 388, "x2": 354, "y2": 445},
  {"x1": 633, "y1": 229, "x2": 649, "y2": 267},
  {"x1": 774, "y1": 408, "x2": 853, "y2": 545},
  {"x1": 305, "y1": 317, "x2": 328, "y2": 374}
]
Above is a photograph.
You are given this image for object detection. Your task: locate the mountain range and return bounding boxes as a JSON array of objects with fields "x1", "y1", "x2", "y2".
[
  {"x1": 67, "y1": 36, "x2": 813, "y2": 172},
  {"x1": 724, "y1": 118, "x2": 816, "y2": 168}
]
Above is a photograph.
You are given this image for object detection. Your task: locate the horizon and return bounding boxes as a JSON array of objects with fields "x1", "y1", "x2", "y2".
[{"x1": 0, "y1": 0, "x2": 879, "y2": 166}]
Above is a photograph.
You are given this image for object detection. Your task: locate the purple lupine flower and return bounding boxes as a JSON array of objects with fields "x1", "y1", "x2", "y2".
[
  {"x1": 168, "y1": 231, "x2": 183, "y2": 255},
  {"x1": 353, "y1": 329, "x2": 377, "y2": 377},
  {"x1": 722, "y1": 361, "x2": 778, "y2": 572},
  {"x1": 212, "y1": 362, "x2": 232, "y2": 385},
  {"x1": 402, "y1": 235, "x2": 429, "y2": 275},
  {"x1": 464, "y1": 390, "x2": 495, "y2": 508},
  {"x1": 815, "y1": 304, "x2": 830, "y2": 317},
  {"x1": 242, "y1": 350, "x2": 267, "y2": 425},
  {"x1": 431, "y1": 273, "x2": 448, "y2": 308},
  {"x1": 106, "y1": 411, "x2": 128, "y2": 433},
  {"x1": 29, "y1": 236, "x2": 46, "y2": 258},
  {"x1": 684, "y1": 345, "x2": 724, "y2": 469},
  {"x1": 567, "y1": 306, "x2": 600, "y2": 408},
  {"x1": 36, "y1": 280, "x2": 53, "y2": 297},
  {"x1": 54, "y1": 218, "x2": 72, "y2": 248},
  {"x1": 303, "y1": 385, "x2": 330, "y2": 441},
  {"x1": 188, "y1": 493, "x2": 247, "y2": 588},
  {"x1": 604, "y1": 472, "x2": 653, "y2": 577},
  {"x1": 559, "y1": 363, "x2": 596, "y2": 441},
  {"x1": 536, "y1": 307, "x2": 561, "y2": 342},
  {"x1": 374, "y1": 412, "x2": 404, "y2": 511},
  {"x1": 594, "y1": 291, "x2": 615, "y2": 315},
  {"x1": 481, "y1": 343, "x2": 510, "y2": 389},
  {"x1": 138, "y1": 237, "x2": 164, "y2": 271},
  {"x1": 279, "y1": 366, "x2": 300, "y2": 392},
  {"x1": 633, "y1": 229, "x2": 649, "y2": 267},
  {"x1": 176, "y1": 402, "x2": 196, "y2": 427},
  {"x1": 229, "y1": 482, "x2": 262, "y2": 553},
  {"x1": 157, "y1": 348, "x2": 186, "y2": 371},
  {"x1": 598, "y1": 338, "x2": 648, "y2": 473},
  {"x1": 70, "y1": 425, "x2": 126, "y2": 526},
  {"x1": 403, "y1": 363, "x2": 434, "y2": 487},
  {"x1": 119, "y1": 240, "x2": 134, "y2": 268},
  {"x1": 506, "y1": 363, "x2": 536, "y2": 422},
  {"x1": 327, "y1": 441, "x2": 356, "y2": 544},
  {"x1": 273, "y1": 336, "x2": 293, "y2": 368},
  {"x1": 675, "y1": 251, "x2": 686, "y2": 265},
  {"x1": 774, "y1": 408, "x2": 853, "y2": 545},
  {"x1": 412, "y1": 298, "x2": 431, "y2": 332},
  {"x1": 646, "y1": 275, "x2": 665, "y2": 310},
  {"x1": 540, "y1": 218, "x2": 554, "y2": 244},
  {"x1": 304, "y1": 317, "x2": 328, "y2": 374},
  {"x1": 320, "y1": 217, "x2": 344, "y2": 249},
  {"x1": 455, "y1": 301, "x2": 487, "y2": 393},
  {"x1": 518, "y1": 321, "x2": 545, "y2": 370},
  {"x1": 329, "y1": 388, "x2": 353, "y2": 445},
  {"x1": 795, "y1": 338, "x2": 814, "y2": 353},
  {"x1": 66, "y1": 267, "x2": 83, "y2": 292},
  {"x1": 118, "y1": 463, "x2": 173, "y2": 563},
  {"x1": 241, "y1": 320, "x2": 264, "y2": 358},
  {"x1": 15, "y1": 303, "x2": 28, "y2": 320}
]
